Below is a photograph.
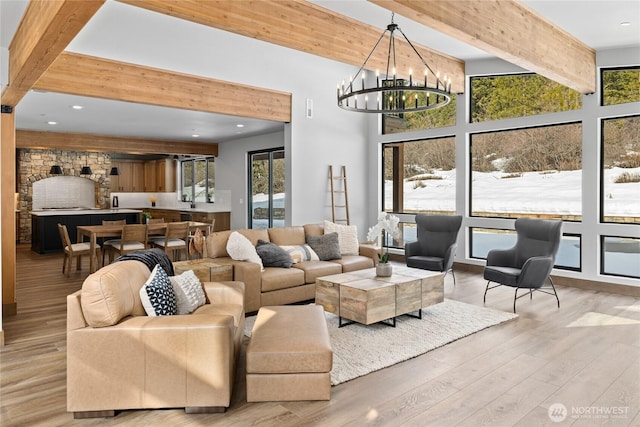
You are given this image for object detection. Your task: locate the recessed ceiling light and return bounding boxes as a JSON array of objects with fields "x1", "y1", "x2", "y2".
[
  {"x1": 620, "y1": 21, "x2": 631, "y2": 26},
  {"x1": 236, "y1": 124, "x2": 245, "y2": 128},
  {"x1": 47, "y1": 121, "x2": 57, "y2": 125},
  {"x1": 192, "y1": 134, "x2": 200, "y2": 138},
  {"x1": 71, "y1": 105, "x2": 84, "y2": 110}
]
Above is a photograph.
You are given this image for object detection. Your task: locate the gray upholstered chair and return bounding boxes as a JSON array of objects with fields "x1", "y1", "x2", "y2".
[
  {"x1": 483, "y1": 217, "x2": 562, "y2": 312},
  {"x1": 405, "y1": 214, "x2": 463, "y2": 284}
]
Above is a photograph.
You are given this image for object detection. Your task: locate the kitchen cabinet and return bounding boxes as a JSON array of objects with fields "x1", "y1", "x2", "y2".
[
  {"x1": 111, "y1": 160, "x2": 145, "y2": 192},
  {"x1": 144, "y1": 161, "x2": 157, "y2": 192},
  {"x1": 142, "y1": 159, "x2": 176, "y2": 192}
]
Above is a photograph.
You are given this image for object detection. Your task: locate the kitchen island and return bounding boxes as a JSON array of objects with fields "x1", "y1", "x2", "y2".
[{"x1": 31, "y1": 209, "x2": 142, "y2": 254}]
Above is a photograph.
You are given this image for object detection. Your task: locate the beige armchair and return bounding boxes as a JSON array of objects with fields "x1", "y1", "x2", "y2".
[{"x1": 67, "y1": 260, "x2": 245, "y2": 418}]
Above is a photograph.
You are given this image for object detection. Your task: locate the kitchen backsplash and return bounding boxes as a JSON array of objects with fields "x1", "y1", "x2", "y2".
[{"x1": 32, "y1": 176, "x2": 97, "y2": 210}]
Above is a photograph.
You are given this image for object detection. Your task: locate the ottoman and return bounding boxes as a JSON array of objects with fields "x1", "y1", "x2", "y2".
[{"x1": 246, "y1": 305, "x2": 332, "y2": 402}]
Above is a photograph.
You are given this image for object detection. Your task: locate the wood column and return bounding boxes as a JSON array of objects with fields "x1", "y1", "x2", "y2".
[{"x1": 1, "y1": 107, "x2": 17, "y2": 319}]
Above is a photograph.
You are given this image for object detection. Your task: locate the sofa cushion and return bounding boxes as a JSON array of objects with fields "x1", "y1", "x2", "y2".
[
  {"x1": 324, "y1": 220, "x2": 359, "y2": 255},
  {"x1": 206, "y1": 230, "x2": 233, "y2": 258},
  {"x1": 303, "y1": 223, "x2": 324, "y2": 237},
  {"x1": 268, "y1": 226, "x2": 306, "y2": 246},
  {"x1": 330, "y1": 255, "x2": 374, "y2": 272},
  {"x1": 292, "y1": 261, "x2": 342, "y2": 284},
  {"x1": 256, "y1": 240, "x2": 293, "y2": 268},
  {"x1": 140, "y1": 265, "x2": 177, "y2": 316},
  {"x1": 80, "y1": 260, "x2": 150, "y2": 328},
  {"x1": 261, "y1": 267, "x2": 306, "y2": 292},
  {"x1": 227, "y1": 231, "x2": 264, "y2": 270},
  {"x1": 279, "y1": 244, "x2": 319, "y2": 263},
  {"x1": 170, "y1": 269, "x2": 206, "y2": 315},
  {"x1": 307, "y1": 232, "x2": 341, "y2": 261}
]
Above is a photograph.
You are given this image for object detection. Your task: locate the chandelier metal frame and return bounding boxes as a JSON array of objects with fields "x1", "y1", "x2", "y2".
[{"x1": 337, "y1": 14, "x2": 451, "y2": 114}]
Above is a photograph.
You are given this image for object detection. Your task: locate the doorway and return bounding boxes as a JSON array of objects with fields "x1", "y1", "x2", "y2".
[{"x1": 248, "y1": 148, "x2": 285, "y2": 229}]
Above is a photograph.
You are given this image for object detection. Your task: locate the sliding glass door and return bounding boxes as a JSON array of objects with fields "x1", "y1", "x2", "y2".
[{"x1": 248, "y1": 148, "x2": 285, "y2": 229}]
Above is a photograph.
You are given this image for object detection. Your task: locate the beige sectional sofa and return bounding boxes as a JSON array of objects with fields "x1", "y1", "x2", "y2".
[
  {"x1": 205, "y1": 223, "x2": 378, "y2": 313},
  {"x1": 67, "y1": 259, "x2": 245, "y2": 417}
]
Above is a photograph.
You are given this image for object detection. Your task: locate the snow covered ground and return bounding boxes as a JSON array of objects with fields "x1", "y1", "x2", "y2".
[{"x1": 393, "y1": 167, "x2": 639, "y2": 218}]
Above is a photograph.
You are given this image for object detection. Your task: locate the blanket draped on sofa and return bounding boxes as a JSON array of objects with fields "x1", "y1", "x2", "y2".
[{"x1": 114, "y1": 248, "x2": 175, "y2": 276}]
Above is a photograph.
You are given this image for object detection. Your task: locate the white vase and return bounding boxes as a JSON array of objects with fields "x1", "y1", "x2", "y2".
[{"x1": 376, "y1": 262, "x2": 392, "y2": 277}]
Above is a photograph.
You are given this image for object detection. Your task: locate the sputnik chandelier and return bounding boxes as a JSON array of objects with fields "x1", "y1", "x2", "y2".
[{"x1": 337, "y1": 13, "x2": 451, "y2": 114}]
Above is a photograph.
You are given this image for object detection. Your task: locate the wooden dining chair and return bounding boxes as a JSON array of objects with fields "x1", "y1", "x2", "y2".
[
  {"x1": 100, "y1": 219, "x2": 127, "y2": 264},
  {"x1": 150, "y1": 221, "x2": 190, "y2": 261},
  {"x1": 147, "y1": 218, "x2": 165, "y2": 224},
  {"x1": 58, "y1": 223, "x2": 100, "y2": 276},
  {"x1": 104, "y1": 224, "x2": 148, "y2": 263}
]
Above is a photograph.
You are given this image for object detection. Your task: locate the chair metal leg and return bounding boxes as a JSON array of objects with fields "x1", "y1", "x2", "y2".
[
  {"x1": 549, "y1": 277, "x2": 560, "y2": 308},
  {"x1": 483, "y1": 281, "x2": 490, "y2": 303},
  {"x1": 451, "y1": 268, "x2": 456, "y2": 286},
  {"x1": 513, "y1": 288, "x2": 519, "y2": 313}
]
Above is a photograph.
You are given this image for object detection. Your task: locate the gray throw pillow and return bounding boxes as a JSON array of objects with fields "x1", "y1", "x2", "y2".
[
  {"x1": 256, "y1": 239, "x2": 293, "y2": 268},
  {"x1": 306, "y1": 232, "x2": 342, "y2": 261}
]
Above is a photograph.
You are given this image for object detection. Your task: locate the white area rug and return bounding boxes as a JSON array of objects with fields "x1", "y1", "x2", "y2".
[{"x1": 244, "y1": 299, "x2": 518, "y2": 385}]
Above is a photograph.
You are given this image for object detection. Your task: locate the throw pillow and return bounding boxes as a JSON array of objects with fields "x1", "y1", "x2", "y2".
[
  {"x1": 169, "y1": 269, "x2": 206, "y2": 315},
  {"x1": 324, "y1": 220, "x2": 359, "y2": 255},
  {"x1": 306, "y1": 232, "x2": 342, "y2": 261},
  {"x1": 279, "y1": 244, "x2": 320, "y2": 263},
  {"x1": 139, "y1": 264, "x2": 177, "y2": 316},
  {"x1": 226, "y1": 231, "x2": 264, "y2": 270},
  {"x1": 256, "y1": 239, "x2": 293, "y2": 268}
]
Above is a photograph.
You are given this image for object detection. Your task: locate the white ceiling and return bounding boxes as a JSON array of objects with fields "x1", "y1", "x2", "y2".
[{"x1": 1, "y1": 0, "x2": 639, "y2": 144}]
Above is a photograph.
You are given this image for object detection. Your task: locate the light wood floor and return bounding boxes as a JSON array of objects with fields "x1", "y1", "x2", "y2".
[{"x1": 2, "y1": 246, "x2": 639, "y2": 426}]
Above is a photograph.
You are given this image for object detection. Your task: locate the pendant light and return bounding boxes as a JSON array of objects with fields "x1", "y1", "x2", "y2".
[
  {"x1": 49, "y1": 165, "x2": 63, "y2": 175},
  {"x1": 109, "y1": 167, "x2": 120, "y2": 176},
  {"x1": 80, "y1": 152, "x2": 92, "y2": 175}
]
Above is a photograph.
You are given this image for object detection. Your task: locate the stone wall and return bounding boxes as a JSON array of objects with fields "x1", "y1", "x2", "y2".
[{"x1": 17, "y1": 149, "x2": 113, "y2": 243}]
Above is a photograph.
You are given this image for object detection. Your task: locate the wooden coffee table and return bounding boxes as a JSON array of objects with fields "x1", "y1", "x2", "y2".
[{"x1": 315, "y1": 266, "x2": 444, "y2": 327}]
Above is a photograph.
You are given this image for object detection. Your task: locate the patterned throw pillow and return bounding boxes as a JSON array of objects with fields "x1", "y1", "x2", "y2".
[
  {"x1": 324, "y1": 220, "x2": 359, "y2": 255},
  {"x1": 169, "y1": 269, "x2": 206, "y2": 315},
  {"x1": 226, "y1": 231, "x2": 264, "y2": 270},
  {"x1": 279, "y1": 244, "x2": 320, "y2": 264},
  {"x1": 140, "y1": 264, "x2": 177, "y2": 316},
  {"x1": 256, "y1": 240, "x2": 293, "y2": 268},
  {"x1": 306, "y1": 232, "x2": 342, "y2": 261}
]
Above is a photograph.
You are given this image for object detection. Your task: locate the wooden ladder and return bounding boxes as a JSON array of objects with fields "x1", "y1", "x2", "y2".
[{"x1": 329, "y1": 165, "x2": 350, "y2": 225}]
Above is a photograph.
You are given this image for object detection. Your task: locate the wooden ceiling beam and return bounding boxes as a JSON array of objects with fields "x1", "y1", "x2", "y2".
[
  {"x1": 16, "y1": 130, "x2": 219, "y2": 157},
  {"x1": 118, "y1": 0, "x2": 466, "y2": 93},
  {"x1": 34, "y1": 52, "x2": 291, "y2": 123},
  {"x1": 1, "y1": 0, "x2": 105, "y2": 106},
  {"x1": 369, "y1": 0, "x2": 596, "y2": 94}
]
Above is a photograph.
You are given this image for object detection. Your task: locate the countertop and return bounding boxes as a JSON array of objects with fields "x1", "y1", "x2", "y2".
[{"x1": 30, "y1": 208, "x2": 143, "y2": 216}]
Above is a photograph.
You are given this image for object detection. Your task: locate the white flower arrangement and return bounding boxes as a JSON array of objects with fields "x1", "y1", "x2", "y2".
[{"x1": 367, "y1": 211, "x2": 401, "y2": 263}]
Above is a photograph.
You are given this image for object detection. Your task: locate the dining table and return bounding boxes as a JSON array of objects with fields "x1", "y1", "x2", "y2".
[{"x1": 77, "y1": 221, "x2": 211, "y2": 273}]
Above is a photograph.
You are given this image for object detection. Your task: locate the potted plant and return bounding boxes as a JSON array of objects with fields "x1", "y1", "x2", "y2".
[
  {"x1": 367, "y1": 211, "x2": 401, "y2": 277},
  {"x1": 141, "y1": 211, "x2": 152, "y2": 224}
]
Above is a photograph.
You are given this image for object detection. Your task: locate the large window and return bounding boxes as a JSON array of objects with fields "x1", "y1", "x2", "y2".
[
  {"x1": 470, "y1": 73, "x2": 581, "y2": 123},
  {"x1": 469, "y1": 123, "x2": 582, "y2": 220},
  {"x1": 180, "y1": 157, "x2": 215, "y2": 204},
  {"x1": 382, "y1": 94, "x2": 456, "y2": 134},
  {"x1": 601, "y1": 67, "x2": 640, "y2": 106},
  {"x1": 382, "y1": 136, "x2": 456, "y2": 214},
  {"x1": 601, "y1": 115, "x2": 640, "y2": 224},
  {"x1": 601, "y1": 236, "x2": 640, "y2": 278}
]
